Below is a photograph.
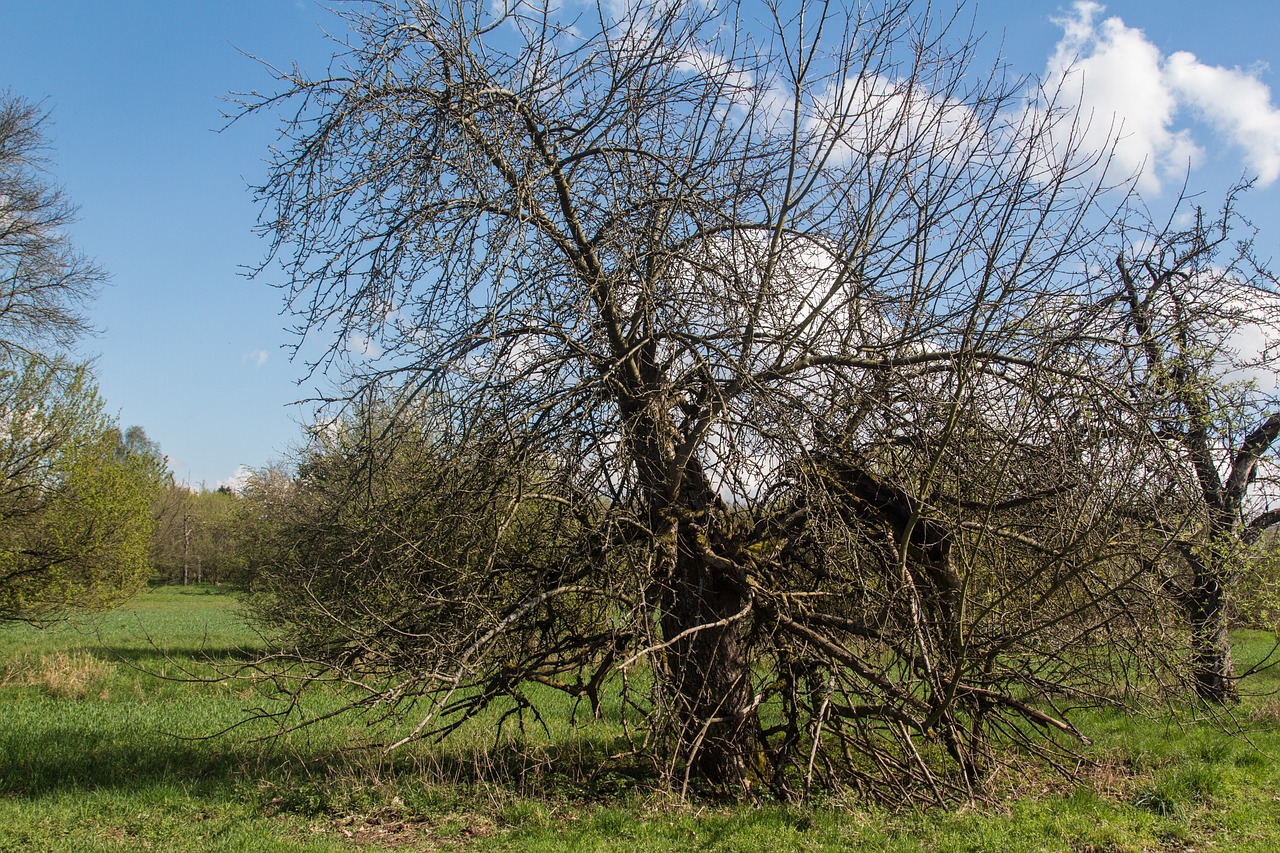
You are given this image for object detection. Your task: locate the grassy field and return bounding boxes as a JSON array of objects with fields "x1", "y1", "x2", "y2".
[{"x1": 1, "y1": 587, "x2": 1279, "y2": 851}]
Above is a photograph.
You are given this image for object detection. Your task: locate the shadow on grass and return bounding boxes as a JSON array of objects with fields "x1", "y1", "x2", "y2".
[
  {"x1": 96, "y1": 644, "x2": 266, "y2": 666},
  {"x1": 0, "y1": 725, "x2": 285, "y2": 798},
  {"x1": 401, "y1": 736, "x2": 656, "y2": 801},
  {"x1": 0, "y1": 715, "x2": 653, "y2": 815}
]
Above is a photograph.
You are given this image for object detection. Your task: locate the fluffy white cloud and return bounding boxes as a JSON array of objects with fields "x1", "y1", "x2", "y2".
[
  {"x1": 1165, "y1": 52, "x2": 1280, "y2": 185},
  {"x1": 217, "y1": 464, "x2": 253, "y2": 494},
  {"x1": 1047, "y1": 1, "x2": 1197, "y2": 192},
  {"x1": 243, "y1": 349, "x2": 269, "y2": 368},
  {"x1": 1047, "y1": 1, "x2": 1280, "y2": 192}
]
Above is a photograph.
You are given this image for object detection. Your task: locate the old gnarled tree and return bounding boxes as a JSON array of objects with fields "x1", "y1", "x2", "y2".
[{"x1": 246, "y1": 0, "x2": 1201, "y2": 799}]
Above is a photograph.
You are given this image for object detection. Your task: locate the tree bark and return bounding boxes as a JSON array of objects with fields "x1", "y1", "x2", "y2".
[
  {"x1": 1187, "y1": 554, "x2": 1237, "y2": 703},
  {"x1": 633, "y1": 397, "x2": 758, "y2": 791},
  {"x1": 661, "y1": 530, "x2": 756, "y2": 789}
]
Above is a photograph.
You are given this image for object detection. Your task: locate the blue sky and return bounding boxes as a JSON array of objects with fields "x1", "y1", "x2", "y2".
[{"x1": 2, "y1": 0, "x2": 1278, "y2": 488}]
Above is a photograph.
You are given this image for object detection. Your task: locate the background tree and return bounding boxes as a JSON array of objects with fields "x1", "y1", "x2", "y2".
[
  {"x1": 244, "y1": 394, "x2": 611, "y2": 733},
  {"x1": 151, "y1": 483, "x2": 248, "y2": 586},
  {"x1": 0, "y1": 360, "x2": 162, "y2": 621},
  {"x1": 149, "y1": 479, "x2": 194, "y2": 584},
  {"x1": 233, "y1": 463, "x2": 295, "y2": 590},
  {"x1": 0, "y1": 93, "x2": 104, "y2": 358},
  {"x1": 1238, "y1": 528, "x2": 1280, "y2": 630},
  {"x1": 247, "y1": 0, "x2": 1193, "y2": 798},
  {"x1": 0, "y1": 92, "x2": 159, "y2": 621},
  {"x1": 1104, "y1": 187, "x2": 1280, "y2": 701}
]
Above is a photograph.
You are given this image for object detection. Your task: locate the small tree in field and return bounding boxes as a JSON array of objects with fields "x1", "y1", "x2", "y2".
[
  {"x1": 246, "y1": 0, "x2": 1200, "y2": 799},
  {"x1": 245, "y1": 394, "x2": 612, "y2": 726},
  {"x1": 1105, "y1": 188, "x2": 1280, "y2": 702}
]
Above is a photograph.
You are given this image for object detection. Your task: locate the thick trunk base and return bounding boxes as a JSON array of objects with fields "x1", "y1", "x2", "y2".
[
  {"x1": 660, "y1": 540, "x2": 757, "y2": 791},
  {"x1": 1188, "y1": 568, "x2": 1237, "y2": 704}
]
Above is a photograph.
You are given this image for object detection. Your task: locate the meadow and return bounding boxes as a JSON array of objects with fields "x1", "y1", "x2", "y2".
[{"x1": 0, "y1": 587, "x2": 1278, "y2": 852}]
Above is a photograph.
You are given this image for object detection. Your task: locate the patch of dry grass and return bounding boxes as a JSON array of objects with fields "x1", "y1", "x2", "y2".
[
  {"x1": 1246, "y1": 696, "x2": 1280, "y2": 724},
  {"x1": 1, "y1": 650, "x2": 115, "y2": 700}
]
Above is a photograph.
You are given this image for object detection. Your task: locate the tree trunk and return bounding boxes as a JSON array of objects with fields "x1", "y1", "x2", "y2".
[
  {"x1": 623, "y1": 382, "x2": 759, "y2": 790},
  {"x1": 1181, "y1": 545, "x2": 1237, "y2": 702},
  {"x1": 1189, "y1": 572, "x2": 1236, "y2": 703},
  {"x1": 660, "y1": 525, "x2": 757, "y2": 790},
  {"x1": 637, "y1": 415, "x2": 757, "y2": 791}
]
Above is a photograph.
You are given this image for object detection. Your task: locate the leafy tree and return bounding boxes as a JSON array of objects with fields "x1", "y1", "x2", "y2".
[
  {"x1": 1238, "y1": 529, "x2": 1280, "y2": 630},
  {"x1": 227, "y1": 464, "x2": 294, "y2": 594},
  {"x1": 245, "y1": 0, "x2": 1203, "y2": 798},
  {"x1": 0, "y1": 92, "x2": 160, "y2": 620},
  {"x1": 246, "y1": 395, "x2": 601, "y2": 717},
  {"x1": 151, "y1": 483, "x2": 248, "y2": 586},
  {"x1": 0, "y1": 359, "x2": 162, "y2": 621},
  {"x1": 149, "y1": 480, "x2": 193, "y2": 583}
]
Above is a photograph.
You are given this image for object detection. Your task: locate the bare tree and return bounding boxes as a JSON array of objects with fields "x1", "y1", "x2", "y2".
[
  {"x1": 0, "y1": 93, "x2": 103, "y2": 358},
  {"x1": 245, "y1": 0, "x2": 1179, "y2": 798},
  {"x1": 1107, "y1": 186, "x2": 1280, "y2": 702}
]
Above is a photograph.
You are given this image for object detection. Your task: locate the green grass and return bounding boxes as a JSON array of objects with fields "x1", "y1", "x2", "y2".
[
  {"x1": 0, "y1": 587, "x2": 350, "y2": 851},
  {"x1": 1, "y1": 587, "x2": 1279, "y2": 851}
]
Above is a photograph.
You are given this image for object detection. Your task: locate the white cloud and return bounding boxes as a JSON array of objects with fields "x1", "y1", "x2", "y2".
[
  {"x1": 217, "y1": 464, "x2": 253, "y2": 494},
  {"x1": 1047, "y1": 1, "x2": 1199, "y2": 192},
  {"x1": 1046, "y1": 1, "x2": 1280, "y2": 192},
  {"x1": 1164, "y1": 52, "x2": 1280, "y2": 185},
  {"x1": 243, "y1": 349, "x2": 269, "y2": 368},
  {"x1": 343, "y1": 333, "x2": 382, "y2": 358}
]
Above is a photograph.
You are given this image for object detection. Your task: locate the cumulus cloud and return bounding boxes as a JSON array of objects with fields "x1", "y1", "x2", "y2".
[
  {"x1": 1164, "y1": 52, "x2": 1280, "y2": 185},
  {"x1": 243, "y1": 349, "x2": 269, "y2": 368},
  {"x1": 217, "y1": 464, "x2": 253, "y2": 494},
  {"x1": 1047, "y1": 1, "x2": 1280, "y2": 192}
]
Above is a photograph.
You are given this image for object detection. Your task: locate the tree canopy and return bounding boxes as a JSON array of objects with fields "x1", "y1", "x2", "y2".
[
  {"x1": 0, "y1": 358, "x2": 163, "y2": 621},
  {"x1": 0, "y1": 93, "x2": 103, "y2": 358}
]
